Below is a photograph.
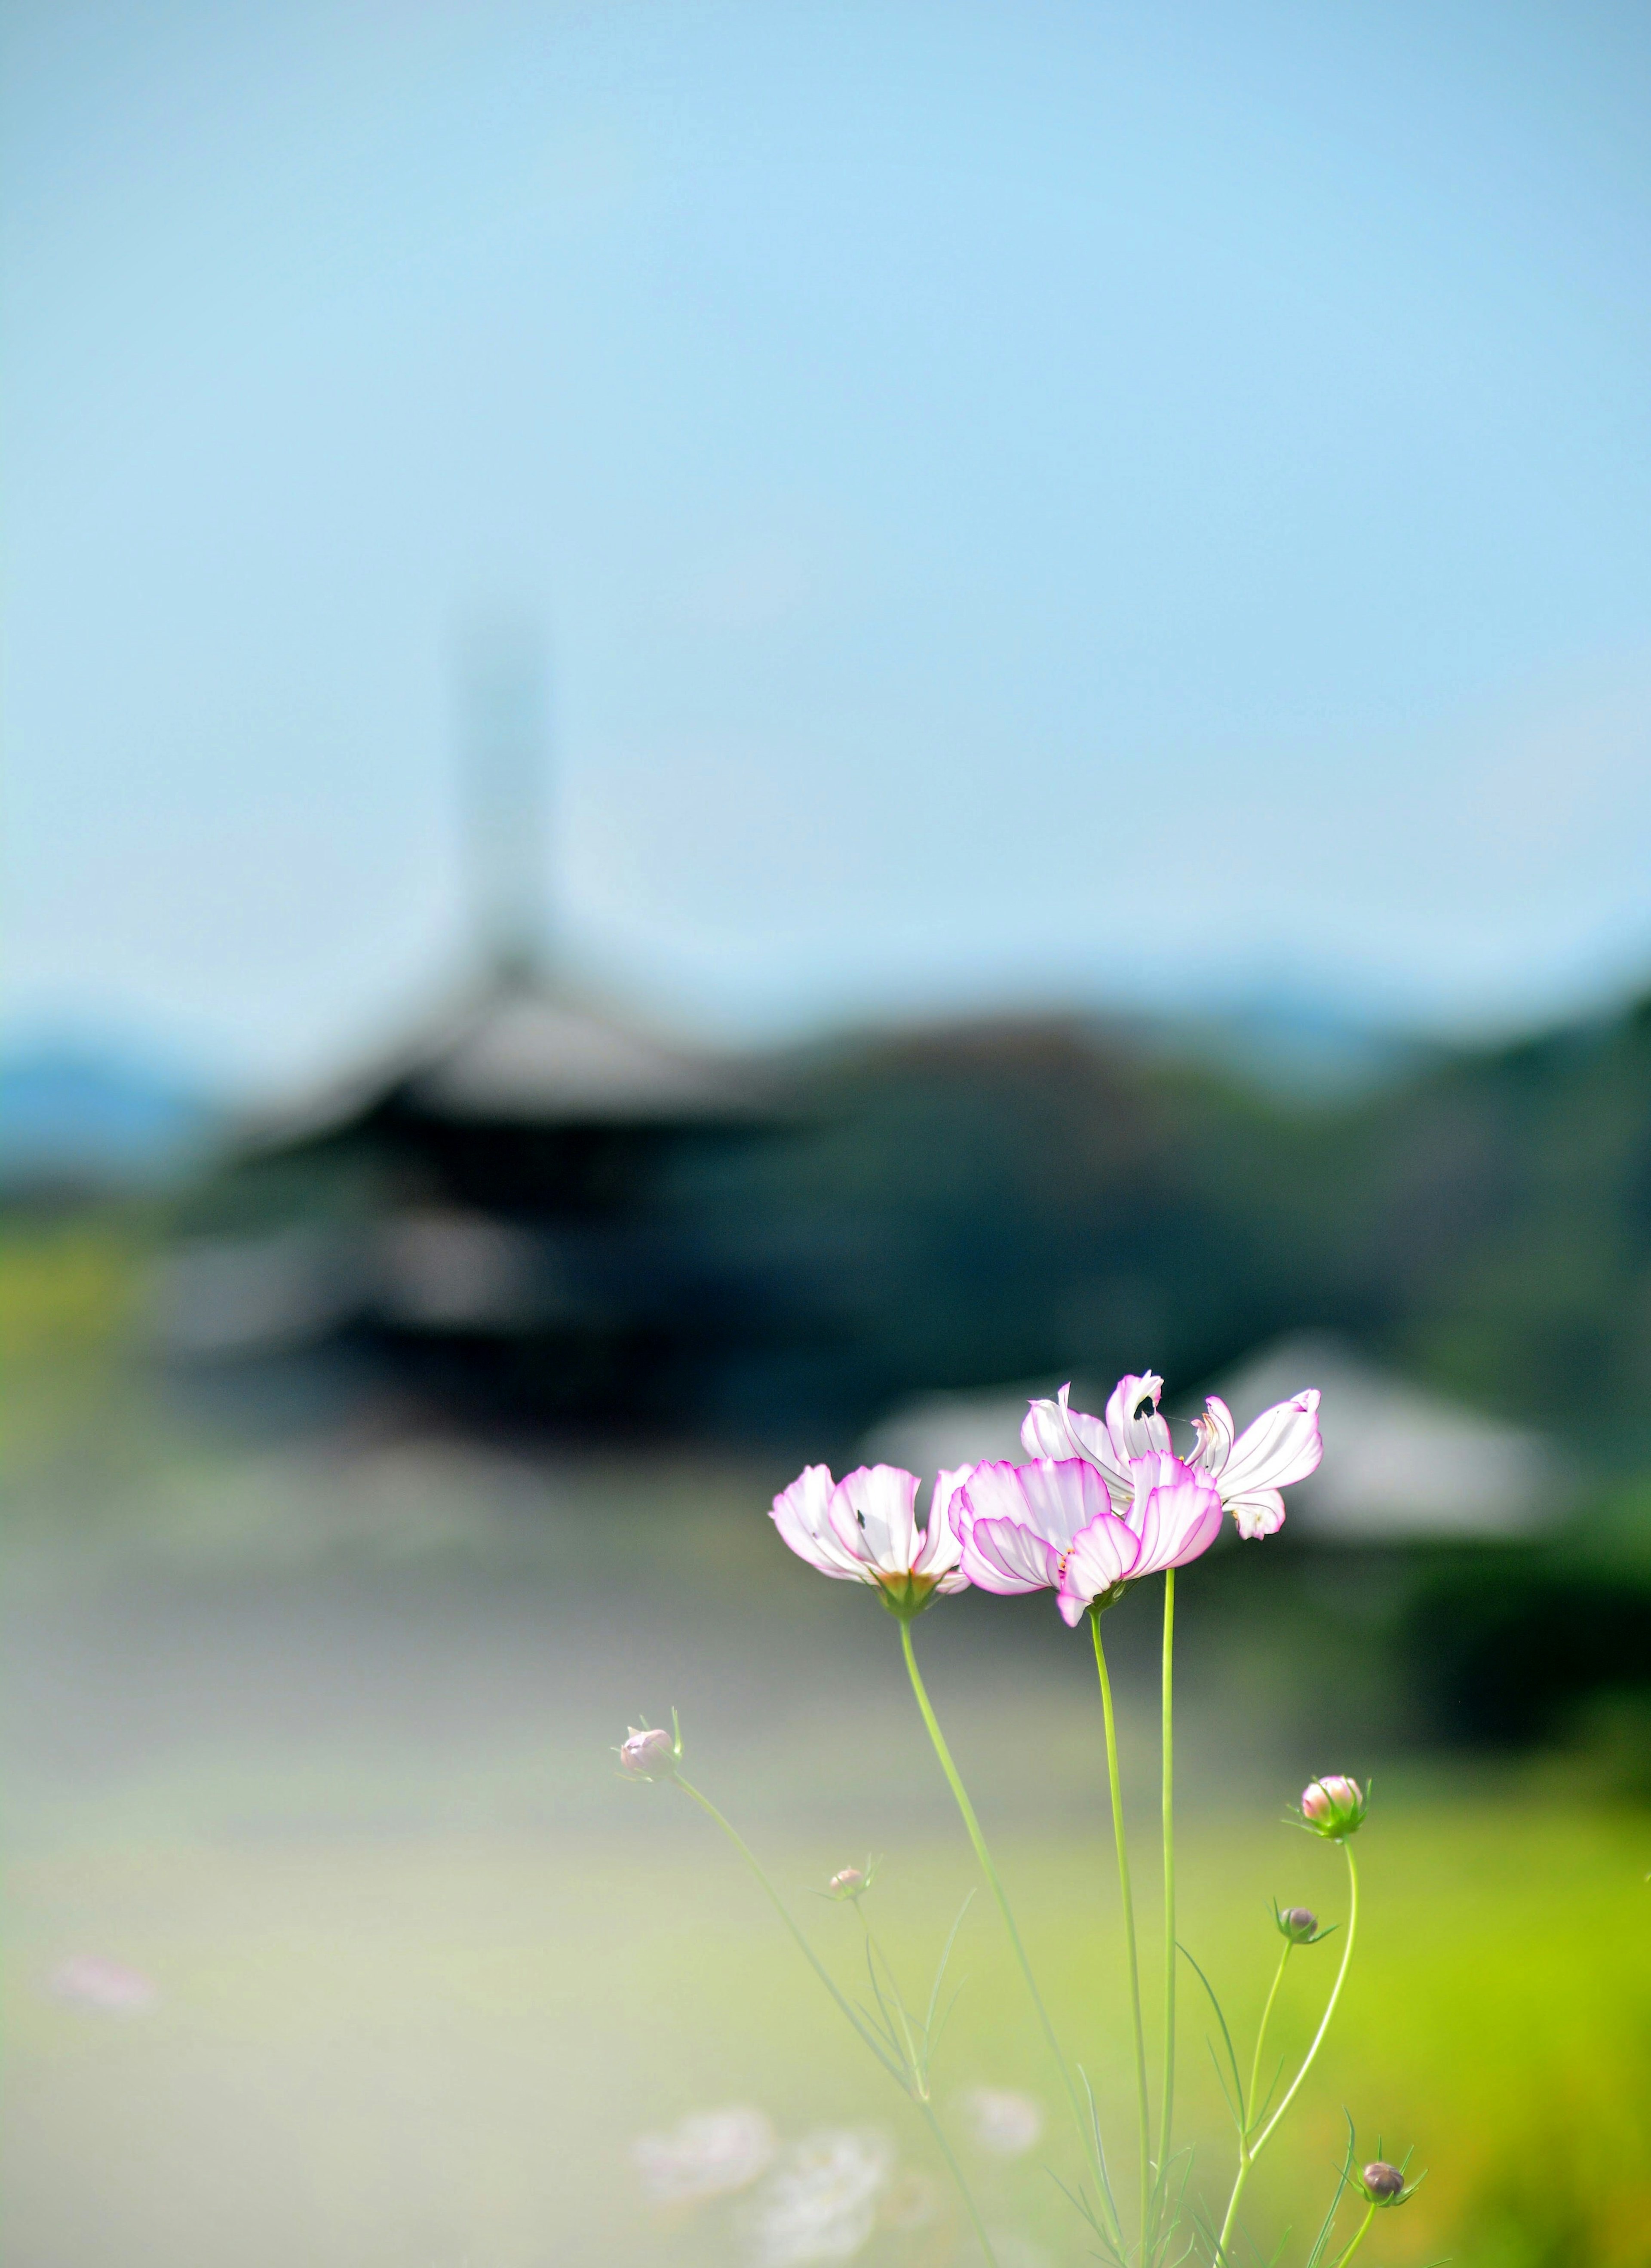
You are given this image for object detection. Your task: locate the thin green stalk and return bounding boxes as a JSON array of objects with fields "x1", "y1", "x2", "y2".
[
  {"x1": 1251, "y1": 1844, "x2": 1358, "y2": 2155},
  {"x1": 1159, "y1": 1569, "x2": 1176, "y2": 2193},
  {"x1": 918, "y1": 2098, "x2": 1001, "y2": 2268},
  {"x1": 897, "y1": 1620, "x2": 1118, "y2": 2245},
  {"x1": 1215, "y1": 1844, "x2": 1360, "y2": 2262},
  {"x1": 1243, "y1": 1943, "x2": 1291, "y2": 2137},
  {"x1": 1332, "y1": 2204, "x2": 1378, "y2": 2267},
  {"x1": 1090, "y1": 1608, "x2": 1153, "y2": 2251},
  {"x1": 674, "y1": 1776, "x2": 897, "y2": 2075},
  {"x1": 675, "y1": 1772, "x2": 1000, "y2": 2268}
]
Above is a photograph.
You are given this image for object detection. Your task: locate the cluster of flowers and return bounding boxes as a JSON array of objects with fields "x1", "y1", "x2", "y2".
[
  {"x1": 623, "y1": 1363, "x2": 1421, "y2": 2266},
  {"x1": 770, "y1": 1370, "x2": 1322, "y2": 1621}
]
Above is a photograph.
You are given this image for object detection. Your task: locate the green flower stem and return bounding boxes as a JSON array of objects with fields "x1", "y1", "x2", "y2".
[
  {"x1": 897, "y1": 1619, "x2": 1117, "y2": 2243},
  {"x1": 1215, "y1": 1842, "x2": 1360, "y2": 2262},
  {"x1": 1243, "y1": 1943, "x2": 1292, "y2": 2139},
  {"x1": 1251, "y1": 1843, "x2": 1358, "y2": 2156},
  {"x1": 1159, "y1": 1568, "x2": 1177, "y2": 2190},
  {"x1": 917, "y1": 2097, "x2": 1002, "y2": 2268},
  {"x1": 1090, "y1": 1608, "x2": 1154, "y2": 2252},
  {"x1": 1332, "y1": 2203, "x2": 1378, "y2": 2268},
  {"x1": 674, "y1": 1771, "x2": 999, "y2": 2268},
  {"x1": 673, "y1": 1776, "x2": 896, "y2": 2075}
]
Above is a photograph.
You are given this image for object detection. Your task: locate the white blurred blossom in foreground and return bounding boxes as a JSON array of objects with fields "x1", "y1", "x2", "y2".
[
  {"x1": 632, "y1": 2105, "x2": 777, "y2": 2204},
  {"x1": 741, "y1": 2127, "x2": 896, "y2": 2265},
  {"x1": 47, "y1": 1956, "x2": 158, "y2": 2015},
  {"x1": 960, "y1": 2088, "x2": 1044, "y2": 2157}
]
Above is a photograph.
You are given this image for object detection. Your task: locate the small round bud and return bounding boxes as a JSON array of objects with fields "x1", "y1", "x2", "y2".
[
  {"x1": 1279, "y1": 1906, "x2": 1318, "y2": 1942},
  {"x1": 1362, "y1": 2160, "x2": 1405, "y2": 2204},
  {"x1": 829, "y1": 1868, "x2": 864, "y2": 1895},
  {"x1": 619, "y1": 1725, "x2": 677, "y2": 1780},
  {"x1": 1299, "y1": 1775, "x2": 1367, "y2": 1838}
]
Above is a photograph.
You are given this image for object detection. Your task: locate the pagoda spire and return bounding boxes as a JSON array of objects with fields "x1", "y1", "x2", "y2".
[{"x1": 460, "y1": 623, "x2": 552, "y2": 987}]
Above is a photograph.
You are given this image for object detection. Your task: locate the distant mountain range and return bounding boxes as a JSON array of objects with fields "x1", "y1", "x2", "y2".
[{"x1": 0, "y1": 1041, "x2": 223, "y2": 1194}]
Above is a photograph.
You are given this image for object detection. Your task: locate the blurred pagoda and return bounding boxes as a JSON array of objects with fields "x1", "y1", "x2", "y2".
[{"x1": 160, "y1": 634, "x2": 801, "y2": 1435}]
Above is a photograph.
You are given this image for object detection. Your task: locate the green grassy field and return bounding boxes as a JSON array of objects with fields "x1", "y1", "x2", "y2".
[{"x1": 6, "y1": 1796, "x2": 1651, "y2": 2265}]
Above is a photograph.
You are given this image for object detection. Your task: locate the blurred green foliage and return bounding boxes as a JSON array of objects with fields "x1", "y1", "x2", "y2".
[{"x1": 655, "y1": 988, "x2": 1651, "y2": 1455}]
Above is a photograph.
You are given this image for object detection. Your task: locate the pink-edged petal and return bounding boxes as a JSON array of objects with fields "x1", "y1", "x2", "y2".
[
  {"x1": 957, "y1": 1460, "x2": 1042, "y2": 1531},
  {"x1": 1218, "y1": 1390, "x2": 1322, "y2": 1501},
  {"x1": 771, "y1": 1465, "x2": 866, "y2": 1580},
  {"x1": 1188, "y1": 1395, "x2": 1234, "y2": 1477},
  {"x1": 1105, "y1": 1372, "x2": 1172, "y2": 1465},
  {"x1": 1125, "y1": 1455, "x2": 1224, "y2": 1576},
  {"x1": 1162, "y1": 1482, "x2": 1225, "y2": 1567},
  {"x1": 1227, "y1": 1487, "x2": 1286, "y2": 1541},
  {"x1": 912, "y1": 1466, "x2": 971, "y2": 1580},
  {"x1": 1056, "y1": 1509, "x2": 1143, "y2": 1622},
  {"x1": 829, "y1": 1465, "x2": 921, "y2": 1575},
  {"x1": 1020, "y1": 1387, "x2": 1133, "y2": 1509},
  {"x1": 961, "y1": 1515, "x2": 1063, "y2": 1595},
  {"x1": 1010, "y1": 1457, "x2": 1116, "y2": 1548},
  {"x1": 1020, "y1": 1391, "x2": 1074, "y2": 1461}
]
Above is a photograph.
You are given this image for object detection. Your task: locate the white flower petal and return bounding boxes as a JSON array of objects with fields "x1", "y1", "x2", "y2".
[
  {"x1": 1021, "y1": 1386, "x2": 1134, "y2": 1508},
  {"x1": 1227, "y1": 1487, "x2": 1286, "y2": 1540},
  {"x1": 1189, "y1": 1394, "x2": 1234, "y2": 1476},
  {"x1": 1014, "y1": 1456, "x2": 1116, "y2": 1547},
  {"x1": 1105, "y1": 1371, "x2": 1172, "y2": 1465},
  {"x1": 632, "y1": 2106, "x2": 777, "y2": 2204},
  {"x1": 913, "y1": 1466, "x2": 971, "y2": 1577},
  {"x1": 1056, "y1": 1509, "x2": 1143, "y2": 1620},
  {"x1": 828, "y1": 1465, "x2": 921, "y2": 1575},
  {"x1": 1020, "y1": 1391, "x2": 1074, "y2": 1461},
  {"x1": 742, "y1": 2128, "x2": 894, "y2": 2268},
  {"x1": 771, "y1": 1466, "x2": 868, "y2": 1581},
  {"x1": 1125, "y1": 1455, "x2": 1224, "y2": 1576},
  {"x1": 959, "y1": 2088, "x2": 1043, "y2": 2157},
  {"x1": 1218, "y1": 1390, "x2": 1322, "y2": 1501},
  {"x1": 961, "y1": 1514, "x2": 1063, "y2": 1594}
]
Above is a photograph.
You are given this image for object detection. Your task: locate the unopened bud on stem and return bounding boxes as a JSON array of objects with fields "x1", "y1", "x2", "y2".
[
  {"x1": 618, "y1": 1723, "x2": 679, "y2": 1780},
  {"x1": 1278, "y1": 1906, "x2": 1318, "y2": 1942},
  {"x1": 1361, "y1": 2160, "x2": 1405, "y2": 2204},
  {"x1": 1298, "y1": 1774, "x2": 1368, "y2": 1839}
]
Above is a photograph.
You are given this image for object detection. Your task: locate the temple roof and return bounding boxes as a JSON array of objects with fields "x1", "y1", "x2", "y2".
[{"x1": 250, "y1": 970, "x2": 768, "y2": 1149}]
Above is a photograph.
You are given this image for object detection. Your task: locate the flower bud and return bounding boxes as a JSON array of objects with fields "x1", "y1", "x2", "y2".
[
  {"x1": 1361, "y1": 2160, "x2": 1405, "y2": 2204},
  {"x1": 1278, "y1": 1906, "x2": 1318, "y2": 1943},
  {"x1": 1299, "y1": 1774, "x2": 1368, "y2": 1838},
  {"x1": 619, "y1": 1724, "x2": 678, "y2": 1780},
  {"x1": 829, "y1": 1868, "x2": 865, "y2": 1897}
]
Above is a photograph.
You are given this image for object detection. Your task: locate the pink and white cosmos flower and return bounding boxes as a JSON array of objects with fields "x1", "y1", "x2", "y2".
[
  {"x1": 1022, "y1": 1370, "x2": 1322, "y2": 1541},
  {"x1": 958, "y1": 1452, "x2": 1224, "y2": 1624},
  {"x1": 770, "y1": 1463, "x2": 970, "y2": 1615}
]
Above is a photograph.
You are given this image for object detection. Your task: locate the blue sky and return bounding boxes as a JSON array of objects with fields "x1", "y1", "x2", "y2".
[{"x1": 7, "y1": 0, "x2": 1651, "y2": 1094}]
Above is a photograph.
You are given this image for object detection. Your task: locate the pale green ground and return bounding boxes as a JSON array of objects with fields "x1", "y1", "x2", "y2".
[
  {"x1": 8, "y1": 1792, "x2": 1651, "y2": 2265},
  {"x1": 4, "y1": 1219, "x2": 1651, "y2": 2267}
]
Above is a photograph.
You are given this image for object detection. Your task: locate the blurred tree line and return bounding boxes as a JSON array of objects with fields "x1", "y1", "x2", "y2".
[{"x1": 697, "y1": 991, "x2": 1651, "y2": 1457}]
